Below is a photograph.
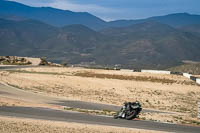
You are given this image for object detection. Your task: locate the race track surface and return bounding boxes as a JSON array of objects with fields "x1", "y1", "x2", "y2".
[
  {"x1": 0, "y1": 106, "x2": 200, "y2": 133},
  {"x1": 54, "y1": 100, "x2": 172, "y2": 114}
]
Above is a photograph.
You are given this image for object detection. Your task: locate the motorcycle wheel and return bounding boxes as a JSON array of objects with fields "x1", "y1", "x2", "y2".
[{"x1": 125, "y1": 110, "x2": 137, "y2": 120}]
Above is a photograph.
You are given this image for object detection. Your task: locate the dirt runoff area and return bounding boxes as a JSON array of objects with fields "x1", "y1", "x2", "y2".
[
  {"x1": 0, "y1": 97, "x2": 62, "y2": 111},
  {"x1": 0, "y1": 116, "x2": 164, "y2": 133},
  {"x1": 0, "y1": 67, "x2": 200, "y2": 125}
]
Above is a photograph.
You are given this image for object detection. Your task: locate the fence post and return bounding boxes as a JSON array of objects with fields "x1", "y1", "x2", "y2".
[{"x1": 198, "y1": 102, "x2": 200, "y2": 119}]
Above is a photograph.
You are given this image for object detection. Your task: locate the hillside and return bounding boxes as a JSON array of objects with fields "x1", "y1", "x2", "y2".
[
  {"x1": 39, "y1": 24, "x2": 109, "y2": 64},
  {"x1": 0, "y1": 0, "x2": 107, "y2": 30},
  {"x1": 0, "y1": 18, "x2": 58, "y2": 56},
  {"x1": 1, "y1": 17, "x2": 200, "y2": 69},
  {"x1": 0, "y1": 18, "x2": 109, "y2": 64},
  {"x1": 168, "y1": 62, "x2": 200, "y2": 75},
  {"x1": 99, "y1": 21, "x2": 200, "y2": 68},
  {"x1": 179, "y1": 24, "x2": 200, "y2": 37},
  {"x1": 1, "y1": 18, "x2": 200, "y2": 69}
]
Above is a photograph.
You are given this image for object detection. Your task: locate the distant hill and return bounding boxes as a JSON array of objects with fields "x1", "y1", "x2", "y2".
[
  {"x1": 108, "y1": 13, "x2": 200, "y2": 28},
  {"x1": 1, "y1": 0, "x2": 200, "y2": 69},
  {"x1": 168, "y1": 62, "x2": 200, "y2": 75},
  {"x1": 179, "y1": 24, "x2": 200, "y2": 37},
  {"x1": 1, "y1": 18, "x2": 200, "y2": 69},
  {"x1": 0, "y1": 18, "x2": 58, "y2": 56},
  {"x1": 99, "y1": 21, "x2": 200, "y2": 68},
  {"x1": 0, "y1": 18, "x2": 108, "y2": 64},
  {"x1": 39, "y1": 24, "x2": 109, "y2": 64},
  {"x1": 0, "y1": 14, "x2": 27, "y2": 21},
  {"x1": 148, "y1": 13, "x2": 200, "y2": 27},
  {"x1": 1, "y1": 1, "x2": 200, "y2": 30},
  {"x1": 0, "y1": 0, "x2": 107, "y2": 30}
]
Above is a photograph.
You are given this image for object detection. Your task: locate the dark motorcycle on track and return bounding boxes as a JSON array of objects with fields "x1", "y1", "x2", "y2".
[{"x1": 114, "y1": 101, "x2": 142, "y2": 120}]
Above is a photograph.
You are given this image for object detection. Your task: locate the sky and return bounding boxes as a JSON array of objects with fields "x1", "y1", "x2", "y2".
[{"x1": 8, "y1": 0, "x2": 200, "y2": 21}]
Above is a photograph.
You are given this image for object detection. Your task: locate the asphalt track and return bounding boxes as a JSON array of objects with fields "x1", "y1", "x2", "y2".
[
  {"x1": 54, "y1": 100, "x2": 173, "y2": 114},
  {"x1": 0, "y1": 106, "x2": 200, "y2": 133}
]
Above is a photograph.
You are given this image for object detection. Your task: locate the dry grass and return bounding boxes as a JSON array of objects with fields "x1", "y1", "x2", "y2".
[
  {"x1": 0, "y1": 116, "x2": 164, "y2": 133},
  {"x1": 64, "y1": 106, "x2": 116, "y2": 116},
  {"x1": 140, "y1": 112, "x2": 200, "y2": 125},
  {"x1": 74, "y1": 71, "x2": 195, "y2": 85}
]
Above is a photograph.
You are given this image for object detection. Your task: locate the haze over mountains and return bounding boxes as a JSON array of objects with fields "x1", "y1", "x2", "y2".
[{"x1": 1, "y1": 0, "x2": 200, "y2": 69}]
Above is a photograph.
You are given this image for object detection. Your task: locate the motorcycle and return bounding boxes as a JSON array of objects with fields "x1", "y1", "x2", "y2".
[{"x1": 114, "y1": 101, "x2": 142, "y2": 120}]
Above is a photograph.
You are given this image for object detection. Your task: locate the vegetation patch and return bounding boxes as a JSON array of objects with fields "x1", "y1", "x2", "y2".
[
  {"x1": 64, "y1": 106, "x2": 116, "y2": 116},
  {"x1": 74, "y1": 72, "x2": 194, "y2": 85},
  {"x1": 1, "y1": 61, "x2": 32, "y2": 65}
]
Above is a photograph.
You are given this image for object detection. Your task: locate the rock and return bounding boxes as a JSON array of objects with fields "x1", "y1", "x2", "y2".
[
  {"x1": 0, "y1": 56, "x2": 64, "y2": 66},
  {"x1": 39, "y1": 58, "x2": 49, "y2": 66},
  {"x1": 0, "y1": 56, "x2": 32, "y2": 65}
]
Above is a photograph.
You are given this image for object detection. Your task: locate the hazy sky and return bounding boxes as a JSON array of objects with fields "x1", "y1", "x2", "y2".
[{"x1": 9, "y1": 0, "x2": 200, "y2": 21}]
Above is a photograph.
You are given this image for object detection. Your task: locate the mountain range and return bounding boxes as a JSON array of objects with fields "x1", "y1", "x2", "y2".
[
  {"x1": 1, "y1": 0, "x2": 200, "y2": 30},
  {"x1": 1, "y1": 0, "x2": 200, "y2": 69}
]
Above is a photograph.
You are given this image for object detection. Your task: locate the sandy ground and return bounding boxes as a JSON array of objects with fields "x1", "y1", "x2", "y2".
[
  {"x1": 0, "y1": 96, "x2": 63, "y2": 111},
  {"x1": 17, "y1": 67, "x2": 195, "y2": 82},
  {"x1": 0, "y1": 65, "x2": 17, "y2": 67},
  {"x1": 140, "y1": 112, "x2": 200, "y2": 125},
  {"x1": 23, "y1": 57, "x2": 41, "y2": 65},
  {"x1": 0, "y1": 67, "x2": 200, "y2": 125},
  {"x1": 0, "y1": 116, "x2": 165, "y2": 133}
]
